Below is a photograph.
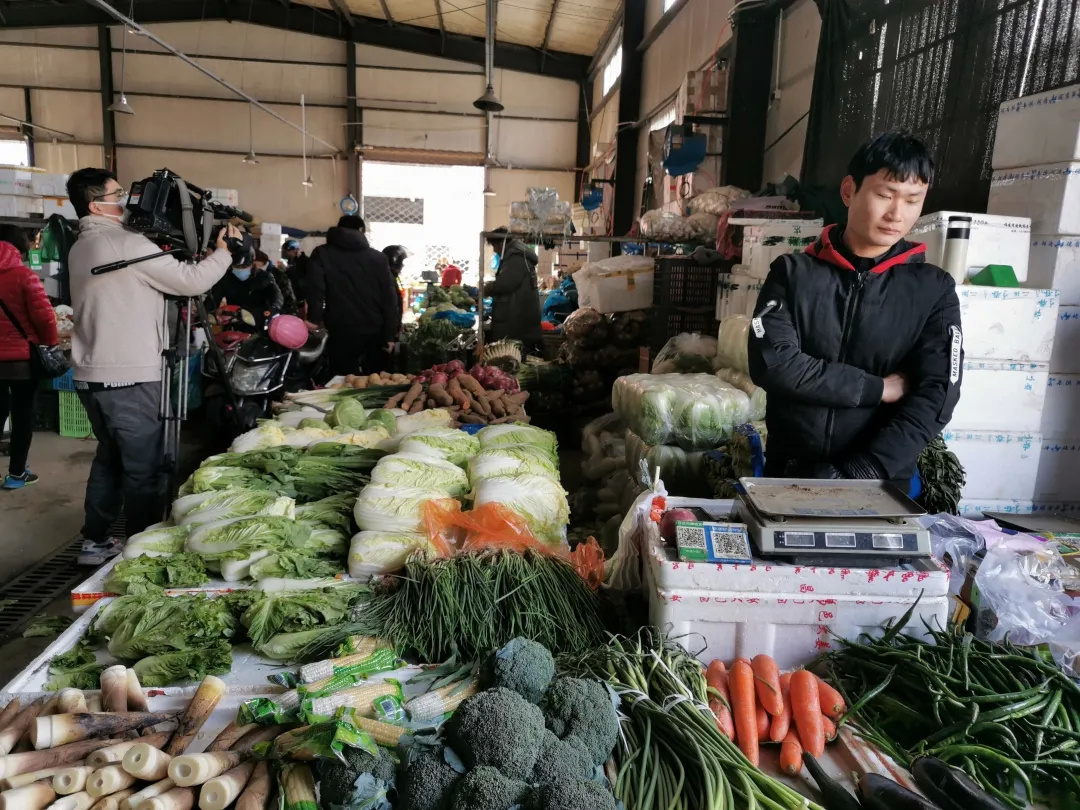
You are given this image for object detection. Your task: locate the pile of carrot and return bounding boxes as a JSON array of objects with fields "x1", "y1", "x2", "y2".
[{"x1": 706, "y1": 655, "x2": 845, "y2": 775}]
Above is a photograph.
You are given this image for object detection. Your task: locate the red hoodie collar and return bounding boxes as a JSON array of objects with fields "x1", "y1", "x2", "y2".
[
  {"x1": 805, "y1": 223, "x2": 926, "y2": 274},
  {"x1": 0, "y1": 241, "x2": 24, "y2": 272}
]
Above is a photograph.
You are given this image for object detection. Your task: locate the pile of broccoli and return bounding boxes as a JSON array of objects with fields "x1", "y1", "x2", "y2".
[{"x1": 394, "y1": 637, "x2": 620, "y2": 810}]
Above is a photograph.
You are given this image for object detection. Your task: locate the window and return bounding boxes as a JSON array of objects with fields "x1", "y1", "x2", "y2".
[
  {"x1": 362, "y1": 196, "x2": 424, "y2": 224},
  {"x1": 663, "y1": 0, "x2": 679, "y2": 11},
  {"x1": 602, "y1": 45, "x2": 623, "y2": 95},
  {"x1": 0, "y1": 138, "x2": 30, "y2": 167}
]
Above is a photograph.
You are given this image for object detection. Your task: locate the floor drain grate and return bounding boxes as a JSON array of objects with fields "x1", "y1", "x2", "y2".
[{"x1": 0, "y1": 540, "x2": 90, "y2": 641}]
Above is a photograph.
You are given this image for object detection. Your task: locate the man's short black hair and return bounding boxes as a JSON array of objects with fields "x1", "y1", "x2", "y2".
[
  {"x1": 847, "y1": 130, "x2": 935, "y2": 190},
  {"x1": 486, "y1": 225, "x2": 510, "y2": 249},
  {"x1": 67, "y1": 168, "x2": 117, "y2": 219},
  {"x1": 337, "y1": 215, "x2": 365, "y2": 231},
  {"x1": 0, "y1": 224, "x2": 30, "y2": 256}
]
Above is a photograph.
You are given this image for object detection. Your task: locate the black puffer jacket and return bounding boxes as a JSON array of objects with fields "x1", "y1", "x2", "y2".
[
  {"x1": 210, "y1": 269, "x2": 283, "y2": 326},
  {"x1": 488, "y1": 239, "x2": 542, "y2": 345},
  {"x1": 306, "y1": 228, "x2": 399, "y2": 343},
  {"x1": 747, "y1": 225, "x2": 963, "y2": 483}
]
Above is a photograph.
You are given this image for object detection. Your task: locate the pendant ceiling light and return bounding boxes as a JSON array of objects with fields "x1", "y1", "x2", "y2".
[
  {"x1": 242, "y1": 103, "x2": 259, "y2": 164},
  {"x1": 472, "y1": 0, "x2": 504, "y2": 112},
  {"x1": 300, "y1": 94, "x2": 315, "y2": 188},
  {"x1": 109, "y1": 0, "x2": 136, "y2": 114}
]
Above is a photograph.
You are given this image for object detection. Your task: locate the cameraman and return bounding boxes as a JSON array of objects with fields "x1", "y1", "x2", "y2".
[{"x1": 66, "y1": 168, "x2": 239, "y2": 566}]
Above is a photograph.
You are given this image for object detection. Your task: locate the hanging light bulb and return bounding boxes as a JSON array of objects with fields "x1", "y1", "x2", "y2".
[
  {"x1": 108, "y1": 92, "x2": 135, "y2": 115},
  {"x1": 483, "y1": 184, "x2": 496, "y2": 196},
  {"x1": 242, "y1": 149, "x2": 260, "y2": 165},
  {"x1": 302, "y1": 176, "x2": 315, "y2": 188},
  {"x1": 110, "y1": 0, "x2": 136, "y2": 115},
  {"x1": 242, "y1": 103, "x2": 258, "y2": 163}
]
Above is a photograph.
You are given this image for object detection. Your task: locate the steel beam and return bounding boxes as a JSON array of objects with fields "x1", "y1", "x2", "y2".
[
  {"x1": 376, "y1": 0, "x2": 394, "y2": 25},
  {"x1": 539, "y1": 0, "x2": 561, "y2": 72},
  {"x1": 723, "y1": 2, "x2": 778, "y2": 192},
  {"x1": 433, "y1": 0, "x2": 446, "y2": 52},
  {"x1": 574, "y1": 77, "x2": 592, "y2": 201},
  {"x1": 328, "y1": 0, "x2": 354, "y2": 27},
  {"x1": 5, "y1": 0, "x2": 591, "y2": 80},
  {"x1": 611, "y1": 0, "x2": 644, "y2": 238},
  {"x1": 22, "y1": 88, "x2": 34, "y2": 167},
  {"x1": 346, "y1": 41, "x2": 360, "y2": 199},
  {"x1": 97, "y1": 24, "x2": 117, "y2": 172}
]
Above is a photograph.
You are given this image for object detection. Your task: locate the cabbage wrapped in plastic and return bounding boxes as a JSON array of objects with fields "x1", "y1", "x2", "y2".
[
  {"x1": 611, "y1": 373, "x2": 749, "y2": 450},
  {"x1": 353, "y1": 484, "x2": 458, "y2": 533},
  {"x1": 716, "y1": 315, "x2": 751, "y2": 374},
  {"x1": 172, "y1": 489, "x2": 296, "y2": 526},
  {"x1": 369, "y1": 452, "x2": 469, "y2": 497},
  {"x1": 229, "y1": 422, "x2": 288, "y2": 453},
  {"x1": 122, "y1": 524, "x2": 192, "y2": 559},
  {"x1": 347, "y1": 531, "x2": 435, "y2": 580},
  {"x1": 471, "y1": 475, "x2": 569, "y2": 546},
  {"x1": 715, "y1": 367, "x2": 766, "y2": 421},
  {"x1": 327, "y1": 398, "x2": 368, "y2": 430},
  {"x1": 468, "y1": 444, "x2": 559, "y2": 483},
  {"x1": 476, "y1": 424, "x2": 558, "y2": 457},
  {"x1": 397, "y1": 427, "x2": 480, "y2": 467},
  {"x1": 624, "y1": 430, "x2": 708, "y2": 497}
]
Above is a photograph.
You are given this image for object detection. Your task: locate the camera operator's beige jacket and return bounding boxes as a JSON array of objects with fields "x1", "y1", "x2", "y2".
[{"x1": 69, "y1": 215, "x2": 232, "y2": 384}]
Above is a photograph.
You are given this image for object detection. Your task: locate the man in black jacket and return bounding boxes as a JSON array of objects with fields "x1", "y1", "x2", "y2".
[
  {"x1": 748, "y1": 131, "x2": 963, "y2": 492},
  {"x1": 307, "y1": 215, "x2": 399, "y2": 375},
  {"x1": 486, "y1": 227, "x2": 543, "y2": 350},
  {"x1": 209, "y1": 248, "x2": 283, "y2": 329}
]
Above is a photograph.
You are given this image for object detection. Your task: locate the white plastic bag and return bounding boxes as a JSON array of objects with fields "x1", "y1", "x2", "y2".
[
  {"x1": 639, "y1": 210, "x2": 694, "y2": 242},
  {"x1": 716, "y1": 316, "x2": 751, "y2": 374},
  {"x1": 686, "y1": 185, "x2": 751, "y2": 216},
  {"x1": 652, "y1": 333, "x2": 718, "y2": 374},
  {"x1": 607, "y1": 478, "x2": 667, "y2": 592}
]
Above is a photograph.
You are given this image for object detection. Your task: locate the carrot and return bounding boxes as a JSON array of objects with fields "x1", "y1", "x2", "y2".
[
  {"x1": 705, "y1": 661, "x2": 734, "y2": 741},
  {"x1": 752, "y1": 655, "x2": 783, "y2": 716},
  {"x1": 822, "y1": 715, "x2": 837, "y2": 742},
  {"x1": 814, "y1": 675, "x2": 846, "y2": 720},
  {"x1": 734, "y1": 657, "x2": 750, "y2": 668},
  {"x1": 790, "y1": 670, "x2": 825, "y2": 758},
  {"x1": 755, "y1": 705, "x2": 769, "y2": 738},
  {"x1": 400, "y1": 380, "x2": 424, "y2": 411},
  {"x1": 779, "y1": 730, "x2": 803, "y2": 776},
  {"x1": 383, "y1": 392, "x2": 406, "y2": 409},
  {"x1": 769, "y1": 672, "x2": 792, "y2": 743},
  {"x1": 728, "y1": 660, "x2": 759, "y2": 766}
]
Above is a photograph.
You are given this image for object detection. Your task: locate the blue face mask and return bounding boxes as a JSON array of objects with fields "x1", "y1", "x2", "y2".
[
  {"x1": 232, "y1": 268, "x2": 252, "y2": 282},
  {"x1": 490, "y1": 254, "x2": 501, "y2": 271}
]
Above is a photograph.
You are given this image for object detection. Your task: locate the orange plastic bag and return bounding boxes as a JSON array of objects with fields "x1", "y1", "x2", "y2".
[
  {"x1": 458, "y1": 503, "x2": 563, "y2": 556},
  {"x1": 569, "y1": 537, "x2": 605, "y2": 590},
  {"x1": 420, "y1": 499, "x2": 462, "y2": 557}
]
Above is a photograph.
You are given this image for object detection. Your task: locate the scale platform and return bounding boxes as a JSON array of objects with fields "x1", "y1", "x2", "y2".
[{"x1": 737, "y1": 478, "x2": 932, "y2": 566}]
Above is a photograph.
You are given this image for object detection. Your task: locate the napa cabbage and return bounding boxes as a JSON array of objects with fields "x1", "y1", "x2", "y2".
[{"x1": 369, "y1": 452, "x2": 469, "y2": 497}]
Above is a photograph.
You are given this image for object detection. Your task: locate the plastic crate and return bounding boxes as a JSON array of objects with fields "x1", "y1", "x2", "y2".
[
  {"x1": 51, "y1": 368, "x2": 76, "y2": 392},
  {"x1": 650, "y1": 256, "x2": 727, "y2": 354},
  {"x1": 34, "y1": 390, "x2": 59, "y2": 432},
  {"x1": 58, "y1": 391, "x2": 95, "y2": 439}
]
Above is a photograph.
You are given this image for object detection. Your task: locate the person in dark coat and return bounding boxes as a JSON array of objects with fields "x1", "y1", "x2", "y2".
[
  {"x1": 382, "y1": 244, "x2": 407, "y2": 340},
  {"x1": 307, "y1": 216, "x2": 399, "y2": 376},
  {"x1": 485, "y1": 227, "x2": 542, "y2": 349},
  {"x1": 747, "y1": 131, "x2": 963, "y2": 495},
  {"x1": 282, "y1": 239, "x2": 310, "y2": 310},
  {"x1": 255, "y1": 250, "x2": 298, "y2": 314},
  {"x1": 209, "y1": 247, "x2": 283, "y2": 329}
]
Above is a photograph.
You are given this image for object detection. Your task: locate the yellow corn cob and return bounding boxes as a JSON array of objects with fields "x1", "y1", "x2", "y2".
[
  {"x1": 352, "y1": 716, "x2": 406, "y2": 746},
  {"x1": 300, "y1": 653, "x2": 376, "y2": 685},
  {"x1": 280, "y1": 762, "x2": 317, "y2": 810},
  {"x1": 307, "y1": 682, "x2": 400, "y2": 719},
  {"x1": 405, "y1": 680, "x2": 480, "y2": 723}
]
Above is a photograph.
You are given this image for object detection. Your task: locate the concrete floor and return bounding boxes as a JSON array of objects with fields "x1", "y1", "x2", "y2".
[{"x1": 0, "y1": 432, "x2": 96, "y2": 686}]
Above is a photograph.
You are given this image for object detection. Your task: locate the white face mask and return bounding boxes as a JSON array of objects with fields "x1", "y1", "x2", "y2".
[{"x1": 96, "y1": 194, "x2": 129, "y2": 222}]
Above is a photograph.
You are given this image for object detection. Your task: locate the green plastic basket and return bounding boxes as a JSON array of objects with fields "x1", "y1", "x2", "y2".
[{"x1": 58, "y1": 391, "x2": 95, "y2": 439}]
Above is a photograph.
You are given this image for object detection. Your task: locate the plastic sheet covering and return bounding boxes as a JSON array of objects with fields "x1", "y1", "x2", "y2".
[
  {"x1": 526, "y1": 187, "x2": 559, "y2": 222},
  {"x1": 686, "y1": 212, "x2": 720, "y2": 243},
  {"x1": 652, "y1": 333, "x2": 718, "y2": 374},
  {"x1": 714, "y1": 367, "x2": 766, "y2": 421},
  {"x1": 686, "y1": 185, "x2": 751, "y2": 215},
  {"x1": 638, "y1": 210, "x2": 694, "y2": 242},
  {"x1": 611, "y1": 373, "x2": 750, "y2": 450},
  {"x1": 625, "y1": 430, "x2": 708, "y2": 497},
  {"x1": 716, "y1": 315, "x2": 751, "y2": 374}
]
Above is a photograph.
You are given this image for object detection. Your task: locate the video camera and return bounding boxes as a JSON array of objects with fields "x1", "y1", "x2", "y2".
[{"x1": 126, "y1": 168, "x2": 253, "y2": 261}]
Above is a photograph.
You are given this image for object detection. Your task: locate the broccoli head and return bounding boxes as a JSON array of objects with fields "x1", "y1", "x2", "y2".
[
  {"x1": 318, "y1": 745, "x2": 397, "y2": 807},
  {"x1": 397, "y1": 745, "x2": 463, "y2": 810},
  {"x1": 529, "y1": 730, "x2": 594, "y2": 786},
  {"x1": 479, "y1": 638, "x2": 555, "y2": 704},
  {"x1": 524, "y1": 780, "x2": 618, "y2": 810},
  {"x1": 446, "y1": 686, "x2": 545, "y2": 780},
  {"x1": 449, "y1": 765, "x2": 529, "y2": 810},
  {"x1": 541, "y1": 677, "x2": 618, "y2": 767}
]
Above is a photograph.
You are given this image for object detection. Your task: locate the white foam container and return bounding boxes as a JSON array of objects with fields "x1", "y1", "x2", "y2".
[
  {"x1": 641, "y1": 500, "x2": 950, "y2": 670},
  {"x1": 716, "y1": 272, "x2": 764, "y2": 319},
  {"x1": 988, "y1": 162, "x2": 1080, "y2": 234},
  {"x1": 741, "y1": 219, "x2": 822, "y2": 280},
  {"x1": 910, "y1": 212, "x2": 1030, "y2": 280},
  {"x1": 1050, "y1": 306, "x2": 1080, "y2": 372},
  {"x1": 942, "y1": 429, "x2": 1040, "y2": 501},
  {"x1": 958, "y1": 287, "x2": 1058, "y2": 362},
  {"x1": 1028, "y1": 236, "x2": 1080, "y2": 306},
  {"x1": 1040, "y1": 373, "x2": 1080, "y2": 439},
  {"x1": 572, "y1": 258, "x2": 655, "y2": 314},
  {"x1": 958, "y1": 499, "x2": 1035, "y2": 517},
  {"x1": 992, "y1": 84, "x2": 1080, "y2": 169},
  {"x1": 1035, "y1": 440, "x2": 1080, "y2": 502},
  {"x1": 948, "y1": 361, "x2": 1048, "y2": 432}
]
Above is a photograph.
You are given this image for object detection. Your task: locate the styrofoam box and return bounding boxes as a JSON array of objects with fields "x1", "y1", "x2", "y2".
[
  {"x1": 0, "y1": 167, "x2": 34, "y2": 197},
  {"x1": 0, "y1": 194, "x2": 43, "y2": 217},
  {"x1": 958, "y1": 286, "x2": 1058, "y2": 362},
  {"x1": 572, "y1": 257, "x2": 654, "y2": 314},
  {"x1": 948, "y1": 360, "x2": 1048, "y2": 432},
  {"x1": 942, "y1": 429, "x2": 1040, "y2": 501},
  {"x1": 1035, "y1": 440, "x2": 1080, "y2": 501},
  {"x1": 42, "y1": 195, "x2": 76, "y2": 219},
  {"x1": 207, "y1": 187, "x2": 240, "y2": 207},
  {"x1": 958, "y1": 499, "x2": 1034, "y2": 517},
  {"x1": 1041, "y1": 374, "x2": 1080, "y2": 438},
  {"x1": 29, "y1": 171, "x2": 68, "y2": 197},
  {"x1": 1028, "y1": 235, "x2": 1080, "y2": 306},
  {"x1": 992, "y1": 84, "x2": 1080, "y2": 169},
  {"x1": 741, "y1": 219, "x2": 823, "y2": 280},
  {"x1": 1050, "y1": 306, "x2": 1080, "y2": 372},
  {"x1": 910, "y1": 212, "x2": 1030, "y2": 281},
  {"x1": 716, "y1": 272, "x2": 764, "y2": 319},
  {"x1": 988, "y1": 163, "x2": 1080, "y2": 234}
]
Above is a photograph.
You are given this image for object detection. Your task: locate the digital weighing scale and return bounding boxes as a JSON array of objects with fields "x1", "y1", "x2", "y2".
[{"x1": 737, "y1": 478, "x2": 932, "y2": 567}]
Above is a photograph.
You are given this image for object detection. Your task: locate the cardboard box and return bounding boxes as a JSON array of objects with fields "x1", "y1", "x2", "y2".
[
  {"x1": 30, "y1": 171, "x2": 68, "y2": 197},
  {"x1": 0, "y1": 168, "x2": 34, "y2": 198},
  {"x1": 0, "y1": 194, "x2": 43, "y2": 216}
]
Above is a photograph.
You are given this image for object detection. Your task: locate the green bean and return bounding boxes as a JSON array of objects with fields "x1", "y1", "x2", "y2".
[{"x1": 937, "y1": 744, "x2": 1034, "y2": 803}]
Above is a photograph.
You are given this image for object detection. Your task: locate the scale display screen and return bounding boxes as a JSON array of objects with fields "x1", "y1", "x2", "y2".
[{"x1": 774, "y1": 530, "x2": 921, "y2": 553}]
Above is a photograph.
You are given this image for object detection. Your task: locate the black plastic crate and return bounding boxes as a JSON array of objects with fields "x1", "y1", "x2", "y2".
[
  {"x1": 33, "y1": 390, "x2": 59, "y2": 432},
  {"x1": 650, "y1": 309, "x2": 719, "y2": 356},
  {"x1": 653, "y1": 256, "x2": 729, "y2": 309}
]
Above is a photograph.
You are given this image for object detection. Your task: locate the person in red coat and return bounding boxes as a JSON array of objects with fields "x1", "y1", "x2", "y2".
[{"x1": 0, "y1": 225, "x2": 58, "y2": 489}]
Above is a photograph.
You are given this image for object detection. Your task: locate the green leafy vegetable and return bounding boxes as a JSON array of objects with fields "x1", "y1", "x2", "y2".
[
  {"x1": 241, "y1": 584, "x2": 368, "y2": 652},
  {"x1": 248, "y1": 552, "x2": 343, "y2": 581},
  {"x1": 185, "y1": 516, "x2": 313, "y2": 561},
  {"x1": 23, "y1": 615, "x2": 74, "y2": 638},
  {"x1": 45, "y1": 642, "x2": 103, "y2": 691},
  {"x1": 328, "y1": 399, "x2": 369, "y2": 430},
  {"x1": 132, "y1": 639, "x2": 233, "y2": 687},
  {"x1": 122, "y1": 524, "x2": 192, "y2": 559},
  {"x1": 363, "y1": 410, "x2": 397, "y2": 435},
  {"x1": 104, "y1": 552, "x2": 210, "y2": 595},
  {"x1": 94, "y1": 593, "x2": 239, "y2": 661},
  {"x1": 294, "y1": 493, "x2": 356, "y2": 533},
  {"x1": 173, "y1": 488, "x2": 295, "y2": 526},
  {"x1": 369, "y1": 452, "x2": 470, "y2": 497}
]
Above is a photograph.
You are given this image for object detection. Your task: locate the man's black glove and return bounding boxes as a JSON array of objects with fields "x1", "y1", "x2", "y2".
[{"x1": 836, "y1": 454, "x2": 886, "y2": 480}]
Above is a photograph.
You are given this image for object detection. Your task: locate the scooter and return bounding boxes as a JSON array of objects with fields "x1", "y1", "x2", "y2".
[{"x1": 203, "y1": 306, "x2": 328, "y2": 435}]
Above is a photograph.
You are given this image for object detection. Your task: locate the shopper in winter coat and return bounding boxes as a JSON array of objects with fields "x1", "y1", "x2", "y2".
[
  {"x1": 255, "y1": 250, "x2": 298, "y2": 314},
  {"x1": 307, "y1": 215, "x2": 400, "y2": 375},
  {"x1": 66, "y1": 168, "x2": 237, "y2": 565},
  {"x1": 748, "y1": 131, "x2": 963, "y2": 494},
  {"x1": 282, "y1": 239, "x2": 311, "y2": 311},
  {"x1": 210, "y1": 251, "x2": 284, "y2": 329},
  {"x1": 485, "y1": 228, "x2": 543, "y2": 349},
  {"x1": 0, "y1": 227, "x2": 57, "y2": 490}
]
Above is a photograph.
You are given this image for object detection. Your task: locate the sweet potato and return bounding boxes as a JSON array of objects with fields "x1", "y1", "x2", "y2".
[
  {"x1": 460, "y1": 413, "x2": 486, "y2": 425},
  {"x1": 503, "y1": 391, "x2": 530, "y2": 406},
  {"x1": 457, "y1": 374, "x2": 487, "y2": 402},
  {"x1": 384, "y1": 392, "x2": 406, "y2": 409},
  {"x1": 407, "y1": 399, "x2": 424, "y2": 414},
  {"x1": 400, "y1": 380, "x2": 424, "y2": 411},
  {"x1": 428, "y1": 384, "x2": 454, "y2": 407},
  {"x1": 487, "y1": 393, "x2": 506, "y2": 418},
  {"x1": 446, "y1": 377, "x2": 470, "y2": 410}
]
